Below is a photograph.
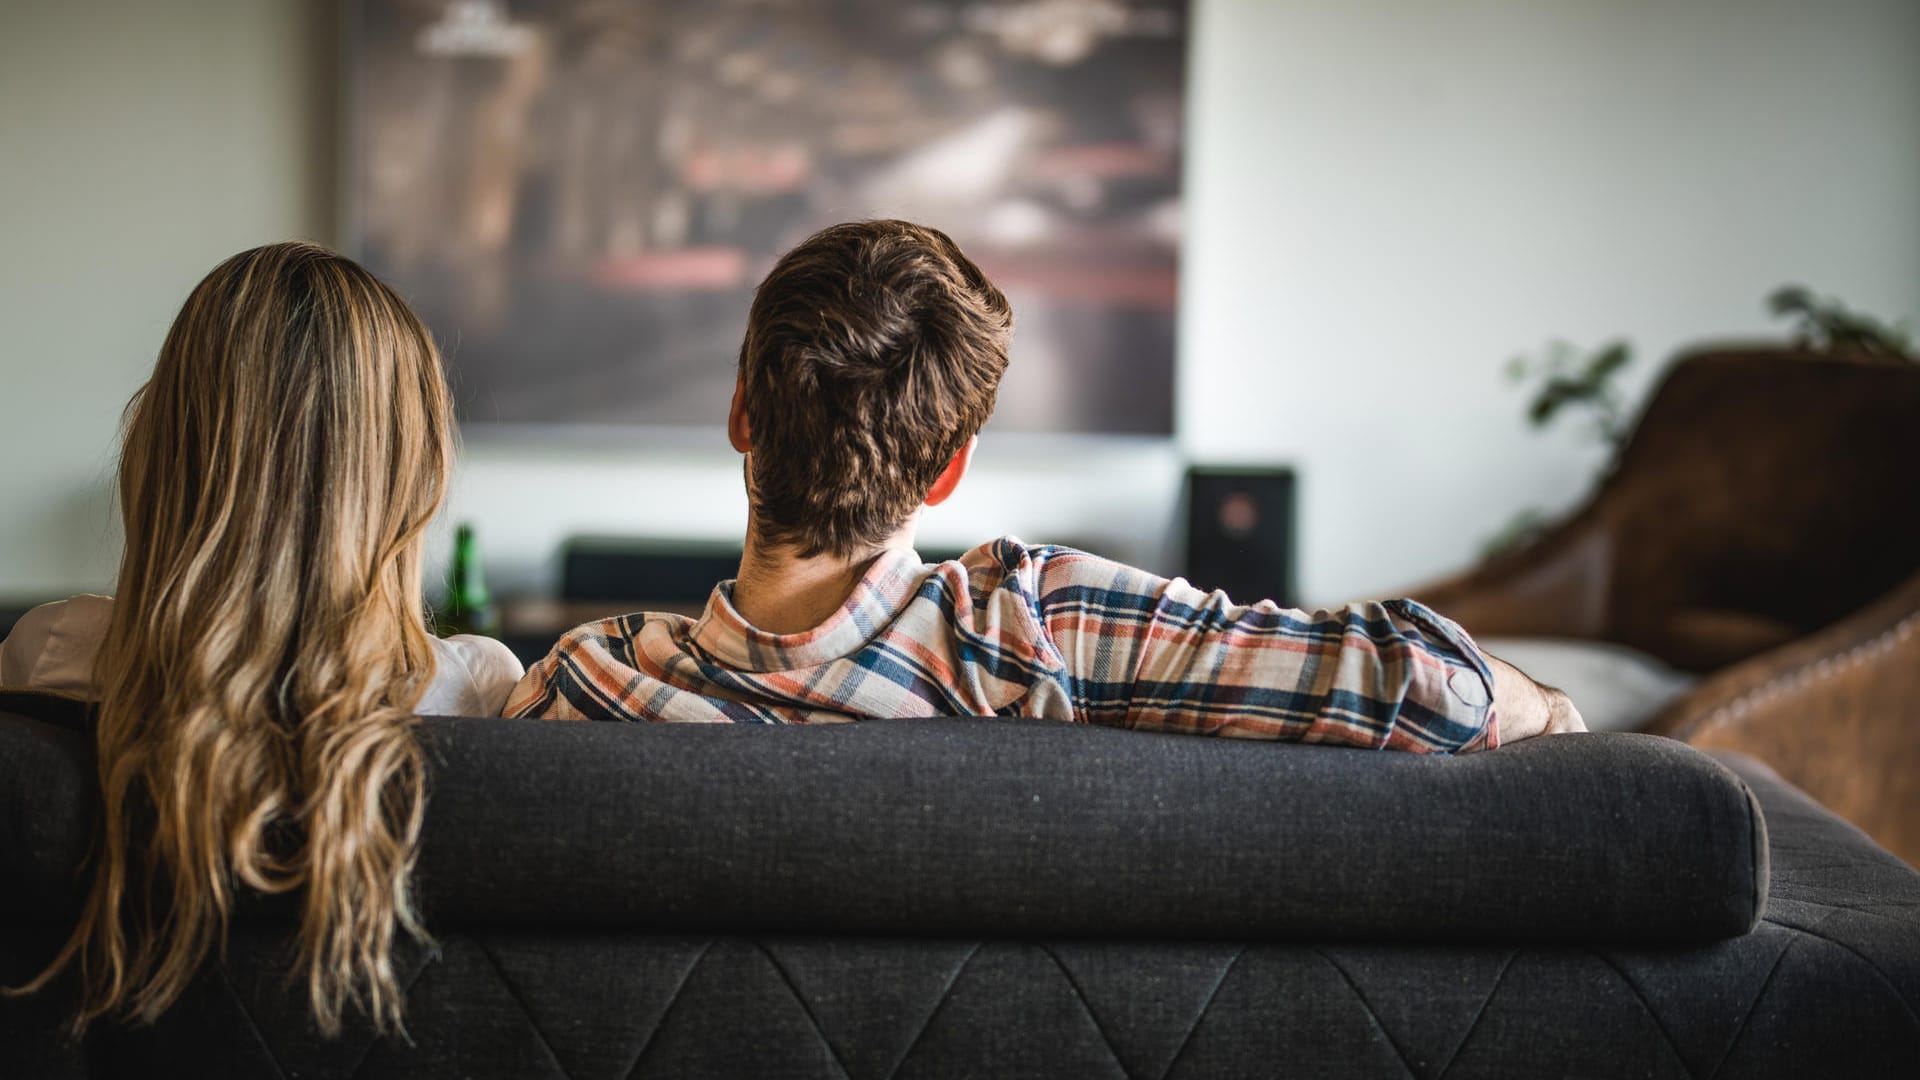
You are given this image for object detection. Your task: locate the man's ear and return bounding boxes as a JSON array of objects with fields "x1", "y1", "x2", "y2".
[
  {"x1": 923, "y1": 436, "x2": 977, "y2": 507},
  {"x1": 727, "y1": 377, "x2": 751, "y2": 453}
]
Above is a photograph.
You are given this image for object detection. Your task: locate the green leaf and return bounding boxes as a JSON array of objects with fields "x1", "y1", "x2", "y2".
[
  {"x1": 1768, "y1": 284, "x2": 1813, "y2": 316},
  {"x1": 1586, "y1": 341, "x2": 1632, "y2": 380}
]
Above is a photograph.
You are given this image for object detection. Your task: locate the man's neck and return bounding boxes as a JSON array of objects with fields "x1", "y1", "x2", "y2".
[{"x1": 731, "y1": 518, "x2": 918, "y2": 635}]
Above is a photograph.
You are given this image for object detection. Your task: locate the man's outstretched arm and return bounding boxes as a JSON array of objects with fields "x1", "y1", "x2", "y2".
[
  {"x1": 1024, "y1": 545, "x2": 1581, "y2": 752},
  {"x1": 1485, "y1": 653, "x2": 1588, "y2": 741}
]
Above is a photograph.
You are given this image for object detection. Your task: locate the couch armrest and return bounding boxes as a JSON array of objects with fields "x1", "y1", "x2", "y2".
[{"x1": 1650, "y1": 567, "x2": 1920, "y2": 867}]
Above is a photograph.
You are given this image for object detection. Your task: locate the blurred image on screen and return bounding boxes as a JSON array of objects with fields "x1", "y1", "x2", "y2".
[{"x1": 349, "y1": 0, "x2": 1187, "y2": 435}]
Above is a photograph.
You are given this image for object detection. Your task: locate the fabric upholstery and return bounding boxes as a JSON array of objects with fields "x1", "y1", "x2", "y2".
[
  {"x1": 6, "y1": 696, "x2": 1915, "y2": 1077},
  {"x1": 4, "y1": 751, "x2": 1914, "y2": 1079},
  {"x1": 2, "y1": 706, "x2": 1764, "y2": 942},
  {"x1": 1649, "y1": 569, "x2": 1920, "y2": 867}
]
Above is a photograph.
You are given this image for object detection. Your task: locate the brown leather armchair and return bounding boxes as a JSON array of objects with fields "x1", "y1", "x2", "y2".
[{"x1": 1411, "y1": 346, "x2": 1920, "y2": 864}]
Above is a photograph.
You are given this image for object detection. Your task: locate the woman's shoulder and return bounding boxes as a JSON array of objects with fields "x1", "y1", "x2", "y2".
[
  {"x1": 0, "y1": 594, "x2": 114, "y2": 695},
  {"x1": 432, "y1": 634, "x2": 525, "y2": 683},
  {"x1": 12, "y1": 594, "x2": 114, "y2": 629},
  {"x1": 422, "y1": 634, "x2": 526, "y2": 718}
]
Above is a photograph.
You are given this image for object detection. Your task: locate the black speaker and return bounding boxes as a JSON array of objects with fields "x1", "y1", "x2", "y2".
[{"x1": 1184, "y1": 467, "x2": 1296, "y2": 607}]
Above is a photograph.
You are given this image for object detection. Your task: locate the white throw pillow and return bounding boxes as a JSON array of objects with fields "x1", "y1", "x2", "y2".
[{"x1": 1478, "y1": 637, "x2": 1698, "y2": 734}]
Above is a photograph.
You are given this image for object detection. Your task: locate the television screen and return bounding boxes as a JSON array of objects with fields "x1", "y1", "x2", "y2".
[{"x1": 347, "y1": 0, "x2": 1186, "y2": 435}]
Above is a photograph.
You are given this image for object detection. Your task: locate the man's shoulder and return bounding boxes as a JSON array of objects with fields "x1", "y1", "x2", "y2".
[
  {"x1": 944, "y1": 537, "x2": 1166, "y2": 607},
  {"x1": 506, "y1": 609, "x2": 698, "y2": 720},
  {"x1": 531, "y1": 610, "x2": 697, "y2": 680},
  {"x1": 559, "y1": 608, "x2": 688, "y2": 644},
  {"x1": 944, "y1": 535, "x2": 1055, "y2": 592},
  {"x1": 549, "y1": 613, "x2": 631, "y2": 650},
  {"x1": 950, "y1": 535, "x2": 1095, "y2": 572},
  {"x1": 1, "y1": 594, "x2": 113, "y2": 695},
  {"x1": 987, "y1": 537, "x2": 1163, "y2": 585}
]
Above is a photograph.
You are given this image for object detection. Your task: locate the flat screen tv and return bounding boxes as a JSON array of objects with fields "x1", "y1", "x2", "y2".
[{"x1": 346, "y1": 0, "x2": 1186, "y2": 436}]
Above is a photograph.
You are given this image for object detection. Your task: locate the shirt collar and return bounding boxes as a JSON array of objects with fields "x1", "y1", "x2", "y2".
[{"x1": 689, "y1": 547, "x2": 929, "y2": 672}]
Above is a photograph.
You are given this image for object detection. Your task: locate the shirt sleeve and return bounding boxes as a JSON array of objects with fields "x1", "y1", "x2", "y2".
[
  {"x1": 429, "y1": 634, "x2": 528, "y2": 718},
  {"x1": 1027, "y1": 546, "x2": 1498, "y2": 753},
  {"x1": 502, "y1": 619, "x2": 631, "y2": 721},
  {"x1": 0, "y1": 595, "x2": 113, "y2": 698}
]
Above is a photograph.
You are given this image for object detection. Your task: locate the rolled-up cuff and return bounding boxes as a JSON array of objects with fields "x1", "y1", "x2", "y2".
[{"x1": 1383, "y1": 598, "x2": 1498, "y2": 751}]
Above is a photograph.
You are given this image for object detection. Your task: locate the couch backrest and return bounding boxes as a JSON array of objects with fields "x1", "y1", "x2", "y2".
[
  {"x1": 1410, "y1": 348, "x2": 1920, "y2": 671},
  {"x1": 2, "y1": 698, "x2": 1767, "y2": 945}
]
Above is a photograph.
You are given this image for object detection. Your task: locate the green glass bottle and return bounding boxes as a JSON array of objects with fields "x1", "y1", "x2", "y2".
[{"x1": 441, "y1": 523, "x2": 499, "y2": 637}]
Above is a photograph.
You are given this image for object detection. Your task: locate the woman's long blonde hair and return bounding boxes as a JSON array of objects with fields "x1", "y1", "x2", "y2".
[{"x1": 23, "y1": 241, "x2": 455, "y2": 1035}]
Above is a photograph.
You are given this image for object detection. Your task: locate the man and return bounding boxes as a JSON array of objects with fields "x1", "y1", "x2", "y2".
[{"x1": 507, "y1": 220, "x2": 1585, "y2": 749}]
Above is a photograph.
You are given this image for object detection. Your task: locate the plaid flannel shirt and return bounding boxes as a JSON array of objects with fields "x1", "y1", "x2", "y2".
[{"x1": 505, "y1": 537, "x2": 1499, "y2": 753}]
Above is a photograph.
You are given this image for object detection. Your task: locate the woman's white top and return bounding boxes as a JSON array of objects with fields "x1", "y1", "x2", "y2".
[{"x1": 0, "y1": 595, "x2": 524, "y2": 718}]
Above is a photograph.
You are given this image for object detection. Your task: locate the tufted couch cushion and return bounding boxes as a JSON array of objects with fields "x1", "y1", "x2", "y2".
[
  {"x1": 1, "y1": 705, "x2": 1765, "y2": 944},
  {"x1": 5, "y1": 745, "x2": 1915, "y2": 1079}
]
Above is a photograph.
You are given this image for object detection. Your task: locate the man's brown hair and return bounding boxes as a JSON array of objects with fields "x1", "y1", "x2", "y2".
[{"x1": 738, "y1": 220, "x2": 1013, "y2": 557}]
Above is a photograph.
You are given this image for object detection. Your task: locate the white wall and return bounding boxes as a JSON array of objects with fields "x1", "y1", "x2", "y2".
[
  {"x1": 4, "y1": 0, "x2": 1918, "y2": 604},
  {"x1": 0, "y1": 0, "x2": 332, "y2": 594},
  {"x1": 1181, "y1": 0, "x2": 1920, "y2": 599}
]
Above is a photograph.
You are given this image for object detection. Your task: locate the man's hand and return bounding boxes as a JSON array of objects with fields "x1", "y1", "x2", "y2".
[{"x1": 1486, "y1": 654, "x2": 1588, "y2": 743}]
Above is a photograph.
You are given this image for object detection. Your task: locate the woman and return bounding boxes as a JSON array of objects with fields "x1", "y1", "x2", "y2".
[{"x1": 1, "y1": 241, "x2": 521, "y2": 1034}]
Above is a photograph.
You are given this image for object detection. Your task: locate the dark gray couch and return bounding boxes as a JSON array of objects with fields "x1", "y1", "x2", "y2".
[{"x1": 4, "y1": 693, "x2": 1918, "y2": 1078}]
